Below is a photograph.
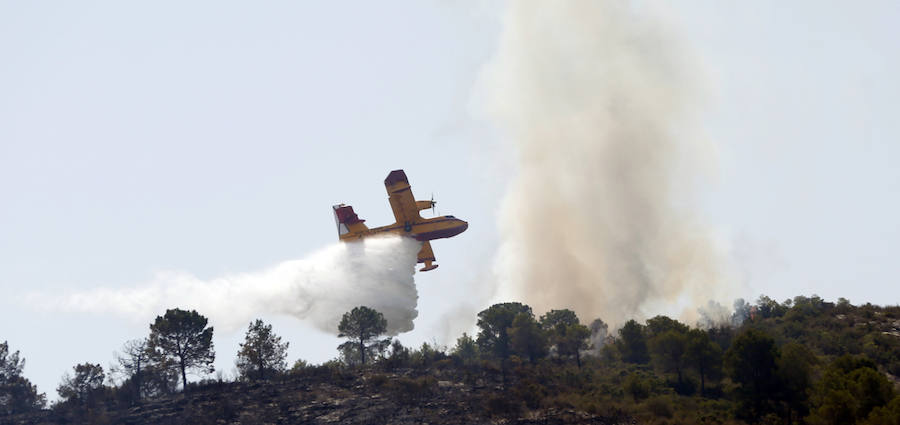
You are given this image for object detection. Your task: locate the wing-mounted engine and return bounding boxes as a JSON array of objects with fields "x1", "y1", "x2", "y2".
[{"x1": 415, "y1": 200, "x2": 436, "y2": 211}]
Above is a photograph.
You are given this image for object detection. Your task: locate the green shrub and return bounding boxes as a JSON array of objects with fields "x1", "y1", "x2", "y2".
[
  {"x1": 483, "y1": 392, "x2": 524, "y2": 418},
  {"x1": 861, "y1": 395, "x2": 900, "y2": 425},
  {"x1": 367, "y1": 374, "x2": 388, "y2": 388},
  {"x1": 511, "y1": 379, "x2": 546, "y2": 409},
  {"x1": 671, "y1": 375, "x2": 697, "y2": 396},
  {"x1": 382, "y1": 376, "x2": 436, "y2": 405},
  {"x1": 624, "y1": 372, "x2": 652, "y2": 401},
  {"x1": 645, "y1": 396, "x2": 674, "y2": 418}
]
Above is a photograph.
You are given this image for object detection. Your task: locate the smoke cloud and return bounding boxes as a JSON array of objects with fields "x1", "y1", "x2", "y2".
[
  {"x1": 481, "y1": 2, "x2": 731, "y2": 326},
  {"x1": 696, "y1": 300, "x2": 732, "y2": 329},
  {"x1": 588, "y1": 318, "x2": 609, "y2": 353},
  {"x1": 29, "y1": 236, "x2": 421, "y2": 335}
]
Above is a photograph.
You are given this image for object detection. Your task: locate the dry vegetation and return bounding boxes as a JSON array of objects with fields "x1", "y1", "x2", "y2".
[{"x1": 2, "y1": 295, "x2": 900, "y2": 424}]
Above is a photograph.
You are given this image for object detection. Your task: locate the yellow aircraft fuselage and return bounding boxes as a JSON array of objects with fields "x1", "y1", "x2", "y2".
[
  {"x1": 338, "y1": 215, "x2": 468, "y2": 243},
  {"x1": 333, "y1": 170, "x2": 467, "y2": 271}
]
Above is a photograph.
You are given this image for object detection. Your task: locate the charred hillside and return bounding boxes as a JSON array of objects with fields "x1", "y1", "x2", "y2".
[
  {"x1": 7, "y1": 367, "x2": 629, "y2": 425},
  {"x1": 3, "y1": 295, "x2": 900, "y2": 425}
]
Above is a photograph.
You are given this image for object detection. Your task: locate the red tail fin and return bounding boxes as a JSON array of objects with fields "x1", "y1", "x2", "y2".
[{"x1": 333, "y1": 204, "x2": 368, "y2": 237}]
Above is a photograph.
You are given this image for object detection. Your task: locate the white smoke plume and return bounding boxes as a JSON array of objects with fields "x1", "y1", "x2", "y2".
[
  {"x1": 696, "y1": 298, "x2": 753, "y2": 329},
  {"x1": 29, "y1": 236, "x2": 421, "y2": 335},
  {"x1": 480, "y1": 1, "x2": 732, "y2": 326},
  {"x1": 588, "y1": 318, "x2": 609, "y2": 353},
  {"x1": 696, "y1": 300, "x2": 732, "y2": 329}
]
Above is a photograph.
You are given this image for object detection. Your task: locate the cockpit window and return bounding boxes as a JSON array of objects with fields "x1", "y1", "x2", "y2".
[{"x1": 445, "y1": 215, "x2": 455, "y2": 219}]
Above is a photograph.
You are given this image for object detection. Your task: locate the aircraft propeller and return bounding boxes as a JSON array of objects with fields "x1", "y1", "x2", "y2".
[{"x1": 430, "y1": 193, "x2": 437, "y2": 216}]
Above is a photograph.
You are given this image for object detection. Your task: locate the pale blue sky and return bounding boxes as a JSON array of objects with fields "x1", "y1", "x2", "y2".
[{"x1": 2, "y1": 1, "x2": 898, "y2": 399}]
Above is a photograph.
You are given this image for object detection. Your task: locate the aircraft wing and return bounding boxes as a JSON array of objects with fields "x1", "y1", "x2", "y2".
[{"x1": 384, "y1": 170, "x2": 421, "y2": 225}]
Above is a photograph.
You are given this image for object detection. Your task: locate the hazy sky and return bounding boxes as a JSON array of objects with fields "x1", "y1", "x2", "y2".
[{"x1": 2, "y1": 1, "x2": 898, "y2": 400}]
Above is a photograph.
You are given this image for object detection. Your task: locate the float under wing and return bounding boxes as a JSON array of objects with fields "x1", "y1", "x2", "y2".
[{"x1": 417, "y1": 241, "x2": 438, "y2": 272}]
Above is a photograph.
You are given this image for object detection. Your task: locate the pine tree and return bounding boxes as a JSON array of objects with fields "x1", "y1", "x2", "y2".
[
  {"x1": 337, "y1": 306, "x2": 388, "y2": 366},
  {"x1": 148, "y1": 308, "x2": 215, "y2": 390},
  {"x1": 618, "y1": 320, "x2": 650, "y2": 364},
  {"x1": 509, "y1": 313, "x2": 548, "y2": 364},
  {"x1": 540, "y1": 309, "x2": 590, "y2": 367},
  {"x1": 476, "y1": 302, "x2": 533, "y2": 361},
  {"x1": 0, "y1": 341, "x2": 46, "y2": 415},
  {"x1": 236, "y1": 319, "x2": 289, "y2": 380},
  {"x1": 57, "y1": 363, "x2": 105, "y2": 403}
]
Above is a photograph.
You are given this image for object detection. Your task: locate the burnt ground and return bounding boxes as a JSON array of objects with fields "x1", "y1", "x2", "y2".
[{"x1": 6, "y1": 368, "x2": 634, "y2": 425}]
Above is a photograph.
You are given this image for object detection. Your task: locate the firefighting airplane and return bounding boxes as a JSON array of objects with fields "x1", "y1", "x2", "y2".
[{"x1": 333, "y1": 170, "x2": 468, "y2": 272}]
